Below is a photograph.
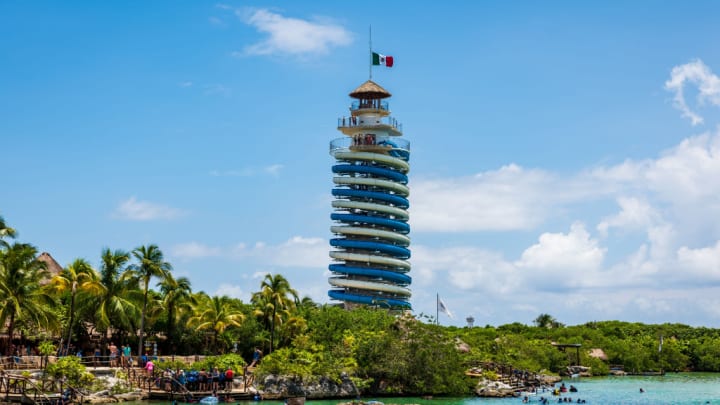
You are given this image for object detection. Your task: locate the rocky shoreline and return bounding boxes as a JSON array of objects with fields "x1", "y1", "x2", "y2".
[
  {"x1": 258, "y1": 372, "x2": 563, "y2": 400},
  {"x1": 474, "y1": 374, "x2": 562, "y2": 398}
]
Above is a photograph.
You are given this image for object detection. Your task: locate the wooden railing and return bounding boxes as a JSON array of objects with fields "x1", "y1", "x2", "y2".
[{"x1": 0, "y1": 370, "x2": 82, "y2": 404}]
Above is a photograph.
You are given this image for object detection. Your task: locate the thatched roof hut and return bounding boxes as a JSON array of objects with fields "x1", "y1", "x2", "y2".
[
  {"x1": 588, "y1": 348, "x2": 608, "y2": 361},
  {"x1": 37, "y1": 252, "x2": 63, "y2": 282}
]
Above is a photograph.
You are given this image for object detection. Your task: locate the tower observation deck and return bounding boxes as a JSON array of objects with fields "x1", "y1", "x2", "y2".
[{"x1": 328, "y1": 80, "x2": 411, "y2": 309}]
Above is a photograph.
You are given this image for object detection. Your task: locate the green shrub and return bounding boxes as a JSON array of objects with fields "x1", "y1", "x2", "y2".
[
  {"x1": 191, "y1": 353, "x2": 246, "y2": 374},
  {"x1": 46, "y1": 356, "x2": 94, "y2": 389}
]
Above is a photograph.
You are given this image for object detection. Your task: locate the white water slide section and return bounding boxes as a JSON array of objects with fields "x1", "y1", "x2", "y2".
[
  {"x1": 329, "y1": 251, "x2": 411, "y2": 271},
  {"x1": 330, "y1": 226, "x2": 411, "y2": 246},
  {"x1": 331, "y1": 200, "x2": 409, "y2": 220},
  {"x1": 332, "y1": 176, "x2": 409, "y2": 196},
  {"x1": 328, "y1": 277, "x2": 412, "y2": 296}
]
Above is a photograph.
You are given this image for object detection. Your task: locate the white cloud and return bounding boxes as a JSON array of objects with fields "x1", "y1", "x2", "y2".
[
  {"x1": 677, "y1": 240, "x2": 720, "y2": 282},
  {"x1": 411, "y1": 164, "x2": 566, "y2": 232},
  {"x1": 517, "y1": 222, "x2": 604, "y2": 271},
  {"x1": 251, "y1": 271, "x2": 269, "y2": 280},
  {"x1": 265, "y1": 164, "x2": 284, "y2": 176},
  {"x1": 413, "y1": 128, "x2": 720, "y2": 236},
  {"x1": 597, "y1": 197, "x2": 660, "y2": 236},
  {"x1": 214, "y1": 283, "x2": 244, "y2": 299},
  {"x1": 112, "y1": 197, "x2": 187, "y2": 221},
  {"x1": 236, "y1": 8, "x2": 352, "y2": 57},
  {"x1": 411, "y1": 245, "x2": 518, "y2": 296},
  {"x1": 179, "y1": 81, "x2": 193, "y2": 87},
  {"x1": 665, "y1": 59, "x2": 720, "y2": 125},
  {"x1": 644, "y1": 132, "x2": 720, "y2": 203},
  {"x1": 233, "y1": 236, "x2": 328, "y2": 268},
  {"x1": 171, "y1": 242, "x2": 222, "y2": 260}
]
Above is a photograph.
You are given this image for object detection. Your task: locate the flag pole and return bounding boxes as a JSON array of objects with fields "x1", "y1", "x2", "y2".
[
  {"x1": 436, "y1": 293, "x2": 439, "y2": 325},
  {"x1": 369, "y1": 25, "x2": 372, "y2": 80}
]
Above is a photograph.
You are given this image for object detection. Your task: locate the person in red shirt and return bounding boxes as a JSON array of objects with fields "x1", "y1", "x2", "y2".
[{"x1": 224, "y1": 368, "x2": 234, "y2": 390}]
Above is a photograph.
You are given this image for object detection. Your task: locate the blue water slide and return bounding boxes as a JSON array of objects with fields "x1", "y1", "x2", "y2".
[
  {"x1": 332, "y1": 188, "x2": 410, "y2": 208},
  {"x1": 330, "y1": 239, "x2": 411, "y2": 259},
  {"x1": 389, "y1": 149, "x2": 410, "y2": 161},
  {"x1": 331, "y1": 213, "x2": 410, "y2": 234},
  {"x1": 328, "y1": 290, "x2": 412, "y2": 308},
  {"x1": 378, "y1": 140, "x2": 411, "y2": 162},
  {"x1": 329, "y1": 264, "x2": 412, "y2": 284},
  {"x1": 332, "y1": 164, "x2": 408, "y2": 184}
]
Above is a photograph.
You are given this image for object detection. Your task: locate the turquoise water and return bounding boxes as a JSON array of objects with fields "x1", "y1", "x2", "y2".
[{"x1": 125, "y1": 373, "x2": 720, "y2": 405}]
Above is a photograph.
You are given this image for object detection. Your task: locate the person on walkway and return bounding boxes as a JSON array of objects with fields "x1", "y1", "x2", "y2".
[
  {"x1": 224, "y1": 368, "x2": 234, "y2": 391},
  {"x1": 120, "y1": 345, "x2": 126, "y2": 367},
  {"x1": 108, "y1": 342, "x2": 118, "y2": 367},
  {"x1": 199, "y1": 368, "x2": 208, "y2": 391},
  {"x1": 211, "y1": 367, "x2": 220, "y2": 391},
  {"x1": 93, "y1": 345, "x2": 101, "y2": 368},
  {"x1": 249, "y1": 347, "x2": 262, "y2": 368},
  {"x1": 144, "y1": 359, "x2": 154, "y2": 377},
  {"x1": 122, "y1": 344, "x2": 131, "y2": 369}
]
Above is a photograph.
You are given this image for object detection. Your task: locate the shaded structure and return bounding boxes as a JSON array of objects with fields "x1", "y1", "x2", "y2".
[{"x1": 552, "y1": 343, "x2": 582, "y2": 366}]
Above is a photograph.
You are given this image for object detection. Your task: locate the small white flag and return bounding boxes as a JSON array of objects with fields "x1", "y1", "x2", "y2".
[{"x1": 438, "y1": 297, "x2": 453, "y2": 319}]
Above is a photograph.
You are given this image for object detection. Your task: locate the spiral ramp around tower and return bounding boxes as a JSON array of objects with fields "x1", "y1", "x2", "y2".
[{"x1": 329, "y1": 149, "x2": 412, "y2": 309}]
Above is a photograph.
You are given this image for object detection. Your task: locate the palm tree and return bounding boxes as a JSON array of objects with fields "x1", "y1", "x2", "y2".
[
  {"x1": 188, "y1": 293, "x2": 245, "y2": 353},
  {"x1": 533, "y1": 313, "x2": 564, "y2": 329},
  {"x1": 0, "y1": 215, "x2": 16, "y2": 249},
  {"x1": 158, "y1": 273, "x2": 193, "y2": 350},
  {"x1": 48, "y1": 258, "x2": 104, "y2": 354},
  {"x1": 93, "y1": 248, "x2": 138, "y2": 344},
  {"x1": 130, "y1": 244, "x2": 172, "y2": 358},
  {"x1": 0, "y1": 243, "x2": 56, "y2": 355},
  {"x1": 251, "y1": 274, "x2": 298, "y2": 354}
]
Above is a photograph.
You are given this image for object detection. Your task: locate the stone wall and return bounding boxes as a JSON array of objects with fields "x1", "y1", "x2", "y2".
[{"x1": 260, "y1": 374, "x2": 359, "y2": 399}]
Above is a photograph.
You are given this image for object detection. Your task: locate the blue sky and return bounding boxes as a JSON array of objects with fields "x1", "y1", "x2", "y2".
[{"x1": 3, "y1": 1, "x2": 720, "y2": 327}]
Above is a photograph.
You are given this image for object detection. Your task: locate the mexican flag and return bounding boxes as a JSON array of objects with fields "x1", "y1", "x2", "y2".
[{"x1": 372, "y1": 52, "x2": 394, "y2": 67}]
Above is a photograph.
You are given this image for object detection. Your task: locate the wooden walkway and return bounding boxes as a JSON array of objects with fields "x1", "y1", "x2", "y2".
[{"x1": 0, "y1": 366, "x2": 260, "y2": 404}]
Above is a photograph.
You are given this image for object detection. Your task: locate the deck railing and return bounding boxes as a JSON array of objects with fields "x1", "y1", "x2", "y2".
[
  {"x1": 350, "y1": 100, "x2": 389, "y2": 112},
  {"x1": 337, "y1": 116, "x2": 402, "y2": 132},
  {"x1": 330, "y1": 136, "x2": 410, "y2": 154}
]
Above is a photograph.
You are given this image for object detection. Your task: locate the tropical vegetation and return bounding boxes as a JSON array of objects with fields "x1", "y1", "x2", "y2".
[{"x1": 2, "y1": 214, "x2": 720, "y2": 396}]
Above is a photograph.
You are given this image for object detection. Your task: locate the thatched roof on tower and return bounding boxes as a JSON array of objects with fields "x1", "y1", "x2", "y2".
[
  {"x1": 37, "y1": 252, "x2": 63, "y2": 281},
  {"x1": 349, "y1": 80, "x2": 392, "y2": 99}
]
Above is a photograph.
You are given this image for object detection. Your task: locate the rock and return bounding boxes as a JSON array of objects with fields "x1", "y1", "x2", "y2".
[
  {"x1": 474, "y1": 378, "x2": 516, "y2": 398},
  {"x1": 455, "y1": 338, "x2": 471, "y2": 353},
  {"x1": 260, "y1": 375, "x2": 359, "y2": 399},
  {"x1": 86, "y1": 396, "x2": 118, "y2": 404},
  {"x1": 537, "y1": 374, "x2": 562, "y2": 385},
  {"x1": 566, "y1": 365, "x2": 592, "y2": 377}
]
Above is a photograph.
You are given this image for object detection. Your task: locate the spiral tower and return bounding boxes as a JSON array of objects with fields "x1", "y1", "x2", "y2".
[{"x1": 328, "y1": 80, "x2": 411, "y2": 309}]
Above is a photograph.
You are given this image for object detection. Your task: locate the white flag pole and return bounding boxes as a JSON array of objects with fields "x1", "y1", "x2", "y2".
[
  {"x1": 436, "y1": 293, "x2": 440, "y2": 325},
  {"x1": 369, "y1": 25, "x2": 372, "y2": 80}
]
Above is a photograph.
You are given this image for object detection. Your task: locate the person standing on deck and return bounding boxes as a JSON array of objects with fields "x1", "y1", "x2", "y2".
[
  {"x1": 122, "y1": 344, "x2": 131, "y2": 368},
  {"x1": 108, "y1": 342, "x2": 118, "y2": 367}
]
